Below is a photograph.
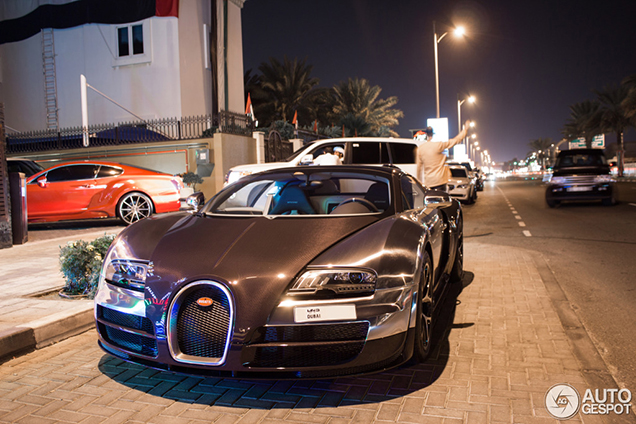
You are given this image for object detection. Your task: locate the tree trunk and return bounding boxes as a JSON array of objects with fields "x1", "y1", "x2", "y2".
[{"x1": 617, "y1": 130, "x2": 624, "y2": 178}]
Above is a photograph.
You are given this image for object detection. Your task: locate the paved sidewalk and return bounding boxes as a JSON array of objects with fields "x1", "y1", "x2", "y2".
[
  {"x1": 0, "y1": 227, "x2": 123, "y2": 359},
  {"x1": 0, "y1": 232, "x2": 633, "y2": 422}
]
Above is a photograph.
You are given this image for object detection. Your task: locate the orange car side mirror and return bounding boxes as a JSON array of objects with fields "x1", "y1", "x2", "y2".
[{"x1": 37, "y1": 177, "x2": 48, "y2": 188}]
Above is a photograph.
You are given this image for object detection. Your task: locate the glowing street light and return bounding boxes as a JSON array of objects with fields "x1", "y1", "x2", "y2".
[
  {"x1": 434, "y1": 21, "x2": 466, "y2": 118},
  {"x1": 471, "y1": 140, "x2": 479, "y2": 159},
  {"x1": 457, "y1": 95, "x2": 475, "y2": 134}
]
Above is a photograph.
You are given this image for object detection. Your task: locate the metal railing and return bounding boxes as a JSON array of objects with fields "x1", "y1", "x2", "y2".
[
  {"x1": 296, "y1": 128, "x2": 328, "y2": 144},
  {"x1": 6, "y1": 111, "x2": 253, "y2": 154}
]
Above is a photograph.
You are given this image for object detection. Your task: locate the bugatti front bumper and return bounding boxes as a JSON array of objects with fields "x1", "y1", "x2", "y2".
[{"x1": 94, "y1": 278, "x2": 418, "y2": 378}]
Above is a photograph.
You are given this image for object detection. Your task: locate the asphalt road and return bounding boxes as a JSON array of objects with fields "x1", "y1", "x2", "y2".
[{"x1": 462, "y1": 178, "x2": 636, "y2": 397}]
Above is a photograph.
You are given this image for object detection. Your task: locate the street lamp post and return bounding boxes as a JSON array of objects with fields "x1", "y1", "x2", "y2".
[
  {"x1": 433, "y1": 22, "x2": 465, "y2": 118},
  {"x1": 457, "y1": 96, "x2": 475, "y2": 158},
  {"x1": 482, "y1": 149, "x2": 489, "y2": 168},
  {"x1": 463, "y1": 122, "x2": 476, "y2": 160},
  {"x1": 471, "y1": 140, "x2": 479, "y2": 160},
  {"x1": 457, "y1": 95, "x2": 475, "y2": 134}
]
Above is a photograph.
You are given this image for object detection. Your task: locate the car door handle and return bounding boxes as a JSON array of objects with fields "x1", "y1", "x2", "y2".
[{"x1": 78, "y1": 184, "x2": 95, "y2": 188}]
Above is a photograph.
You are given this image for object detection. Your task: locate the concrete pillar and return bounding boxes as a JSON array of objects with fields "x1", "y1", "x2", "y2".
[
  {"x1": 253, "y1": 131, "x2": 265, "y2": 164},
  {"x1": 290, "y1": 138, "x2": 303, "y2": 152}
]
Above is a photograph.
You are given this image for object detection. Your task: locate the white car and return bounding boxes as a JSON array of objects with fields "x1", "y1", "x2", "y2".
[
  {"x1": 225, "y1": 137, "x2": 419, "y2": 185},
  {"x1": 447, "y1": 165, "x2": 477, "y2": 204}
]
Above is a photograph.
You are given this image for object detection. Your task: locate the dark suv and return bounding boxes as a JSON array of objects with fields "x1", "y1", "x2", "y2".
[{"x1": 545, "y1": 149, "x2": 615, "y2": 207}]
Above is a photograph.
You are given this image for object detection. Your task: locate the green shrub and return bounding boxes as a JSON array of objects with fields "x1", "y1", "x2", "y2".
[
  {"x1": 180, "y1": 171, "x2": 204, "y2": 191},
  {"x1": 59, "y1": 234, "x2": 115, "y2": 298},
  {"x1": 270, "y1": 120, "x2": 295, "y2": 140},
  {"x1": 202, "y1": 126, "x2": 218, "y2": 138}
]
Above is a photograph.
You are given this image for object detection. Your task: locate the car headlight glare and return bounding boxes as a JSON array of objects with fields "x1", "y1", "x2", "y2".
[
  {"x1": 103, "y1": 259, "x2": 149, "y2": 292},
  {"x1": 225, "y1": 170, "x2": 252, "y2": 185},
  {"x1": 289, "y1": 268, "x2": 377, "y2": 295},
  {"x1": 594, "y1": 174, "x2": 614, "y2": 183}
]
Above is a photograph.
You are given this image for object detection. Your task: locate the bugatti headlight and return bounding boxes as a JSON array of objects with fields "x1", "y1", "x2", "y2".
[
  {"x1": 103, "y1": 259, "x2": 149, "y2": 292},
  {"x1": 288, "y1": 268, "x2": 377, "y2": 296}
]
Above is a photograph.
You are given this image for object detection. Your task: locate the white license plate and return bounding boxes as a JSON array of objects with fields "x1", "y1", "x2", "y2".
[
  {"x1": 567, "y1": 186, "x2": 593, "y2": 192},
  {"x1": 293, "y1": 305, "x2": 356, "y2": 323}
]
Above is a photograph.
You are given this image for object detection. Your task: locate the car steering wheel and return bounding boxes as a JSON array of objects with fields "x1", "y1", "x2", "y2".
[{"x1": 335, "y1": 197, "x2": 379, "y2": 212}]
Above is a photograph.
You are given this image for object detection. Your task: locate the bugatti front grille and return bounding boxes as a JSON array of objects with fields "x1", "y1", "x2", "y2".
[
  {"x1": 245, "y1": 322, "x2": 369, "y2": 368},
  {"x1": 250, "y1": 341, "x2": 366, "y2": 368},
  {"x1": 98, "y1": 305, "x2": 154, "y2": 334},
  {"x1": 98, "y1": 323, "x2": 158, "y2": 357},
  {"x1": 168, "y1": 281, "x2": 234, "y2": 365},
  {"x1": 96, "y1": 306, "x2": 157, "y2": 357},
  {"x1": 251, "y1": 322, "x2": 369, "y2": 344}
]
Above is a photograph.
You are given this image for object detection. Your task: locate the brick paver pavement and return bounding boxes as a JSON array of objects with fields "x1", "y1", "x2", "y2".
[{"x1": 0, "y1": 240, "x2": 632, "y2": 423}]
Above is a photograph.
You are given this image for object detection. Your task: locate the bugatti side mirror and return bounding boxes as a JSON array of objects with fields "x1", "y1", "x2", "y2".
[
  {"x1": 425, "y1": 192, "x2": 452, "y2": 208},
  {"x1": 185, "y1": 192, "x2": 205, "y2": 211}
]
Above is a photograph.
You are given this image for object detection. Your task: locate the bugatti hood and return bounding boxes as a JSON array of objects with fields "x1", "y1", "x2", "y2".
[{"x1": 117, "y1": 212, "x2": 378, "y2": 337}]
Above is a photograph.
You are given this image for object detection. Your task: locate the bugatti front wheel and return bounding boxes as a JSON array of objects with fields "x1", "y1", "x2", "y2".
[
  {"x1": 414, "y1": 252, "x2": 433, "y2": 362},
  {"x1": 450, "y1": 232, "x2": 463, "y2": 284}
]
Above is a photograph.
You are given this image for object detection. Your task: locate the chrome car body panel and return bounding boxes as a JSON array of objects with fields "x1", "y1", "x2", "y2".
[{"x1": 94, "y1": 166, "x2": 463, "y2": 378}]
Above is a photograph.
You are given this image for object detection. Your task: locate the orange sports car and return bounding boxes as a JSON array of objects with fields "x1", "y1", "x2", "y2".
[{"x1": 26, "y1": 161, "x2": 183, "y2": 225}]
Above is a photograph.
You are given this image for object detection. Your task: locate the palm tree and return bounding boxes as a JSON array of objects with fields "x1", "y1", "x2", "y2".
[
  {"x1": 562, "y1": 100, "x2": 601, "y2": 148},
  {"x1": 528, "y1": 137, "x2": 554, "y2": 169},
  {"x1": 330, "y1": 78, "x2": 404, "y2": 137},
  {"x1": 339, "y1": 113, "x2": 372, "y2": 137},
  {"x1": 622, "y1": 74, "x2": 636, "y2": 122},
  {"x1": 257, "y1": 56, "x2": 320, "y2": 125},
  {"x1": 303, "y1": 87, "x2": 335, "y2": 129},
  {"x1": 596, "y1": 85, "x2": 631, "y2": 177}
]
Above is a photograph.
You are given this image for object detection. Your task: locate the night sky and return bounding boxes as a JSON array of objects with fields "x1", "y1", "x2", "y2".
[{"x1": 241, "y1": 0, "x2": 636, "y2": 163}]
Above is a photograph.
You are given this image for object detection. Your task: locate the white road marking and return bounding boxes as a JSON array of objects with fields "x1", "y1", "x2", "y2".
[{"x1": 497, "y1": 187, "x2": 532, "y2": 236}]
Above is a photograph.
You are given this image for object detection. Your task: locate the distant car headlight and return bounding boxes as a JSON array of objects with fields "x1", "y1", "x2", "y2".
[
  {"x1": 225, "y1": 170, "x2": 252, "y2": 185},
  {"x1": 102, "y1": 259, "x2": 149, "y2": 292},
  {"x1": 288, "y1": 268, "x2": 377, "y2": 296},
  {"x1": 447, "y1": 184, "x2": 455, "y2": 190},
  {"x1": 594, "y1": 174, "x2": 614, "y2": 183},
  {"x1": 457, "y1": 184, "x2": 468, "y2": 189}
]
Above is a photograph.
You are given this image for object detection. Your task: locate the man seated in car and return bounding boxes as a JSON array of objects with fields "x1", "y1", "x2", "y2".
[
  {"x1": 334, "y1": 146, "x2": 345, "y2": 162},
  {"x1": 313, "y1": 147, "x2": 343, "y2": 165}
]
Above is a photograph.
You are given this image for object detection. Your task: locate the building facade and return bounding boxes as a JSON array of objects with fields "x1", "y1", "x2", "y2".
[{"x1": 0, "y1": 0, "x2": 246, "y2": 133}]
